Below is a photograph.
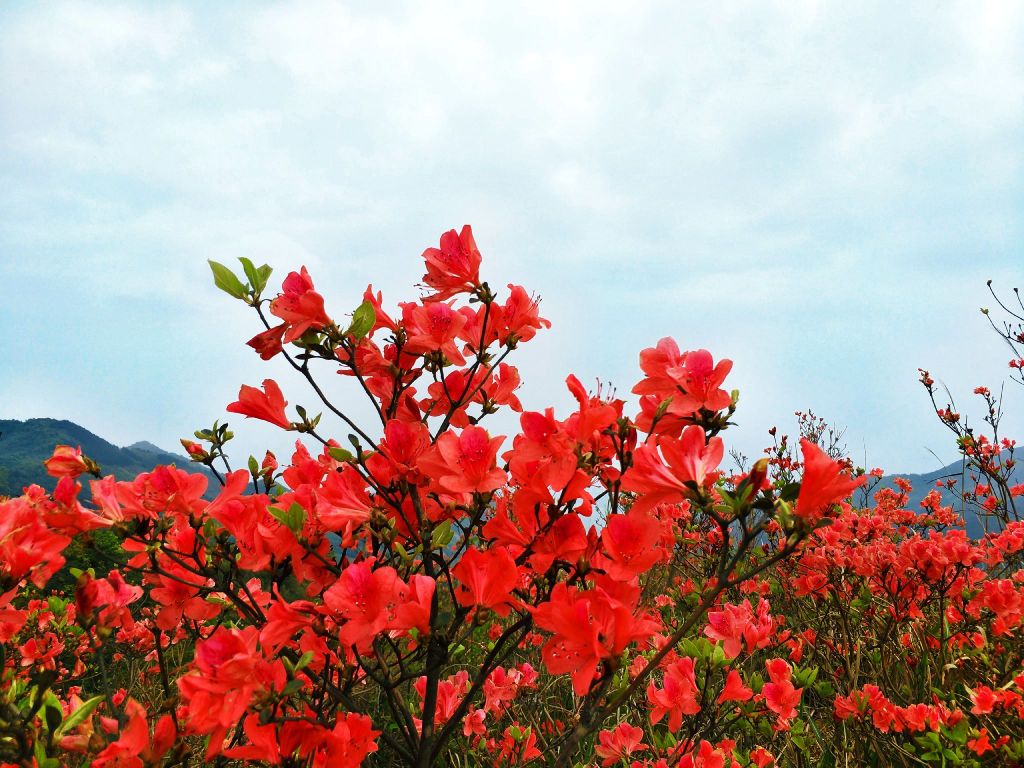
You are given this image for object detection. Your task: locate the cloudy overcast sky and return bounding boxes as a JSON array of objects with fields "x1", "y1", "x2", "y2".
[{"x1": 1, "y1": 1, "x2": 1021, "y2": 474}]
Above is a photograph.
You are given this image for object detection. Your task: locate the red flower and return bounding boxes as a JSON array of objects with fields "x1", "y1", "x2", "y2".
[
  {"x1": 621, "y1": 426, "x2": 724, "y2": 514},
  {"x1": 633, "y1": 340, "x2": 733, "y2": 433},
  {"x1": 532, "y1": 580, "x2": 658, "y2": 696},
  {"x1": 227, "y1": 379, "x2": 293, "y2": 430},
  {"x1": 0, "y1": 497, "x2": 71, "y2": 588},
  {"x1": 362, "y1": 284, "x2": 398, "y2": 333},
  {"x1": 968, "y1": 728, "x2": 993, "y2": 756},
  {"x1": 394, "y1": 574, "x2": 435, "y2": 640},
  {"x1": 177, "y1": 627, "x2": 286, "y2": 746},
  {"x1": 496, "y1": 723, "x2": 541, "y2": 765},
  {"x1": 92, "y1": 699, "x2": 175, "y2": 768},
  {"x1": 401, "y1": 300, "x2": 469, "y2": 365},
  {"x1": 704, "y1": 599, "x2": 775, "y2": 659},
  {"x1": 324, "y1": 711, "x2": 380, "y2": 765},
  {"x1": 969, "y1": 685, "x2": 998, "y2": 715},
  {"x1": 680, "y1": 741, "x2": 728, "y2": 768},
  {"x1": 420, "y1": 363, "x2": 523, "y2": 425},
  {"x1": 647, "y1": 656, "x2": 701, "y2": 730},
  {"x1": 676, "y1": 348, "x2": 733, "y2": 412},
  {"x1": 493, "y1": 284, "x2": 551, "y2": 345},
  {"x1": 717, "y1": 668, "x2": 754, "y2": 703},
  {"x1": 417, "y1": 426, "x2": 506, "y2": 495},
  {"x1": 322, "y1": 560, "x2": 435, "y2": 652},
  {"x1": 322, "y1": 560, "x2": 407, "y2": 652},
  {"x1": 761, "y1": 658, "x2": 802, "y2": 723},
  {"x1": 452, "y1": 546, "x2": 520, "y2": 616},
  {"x1": 270, "y1": 266, "x2": 332, "y2": 343},
  {"x1": 316, "y1": 465, "x2": 373, "y2": 537},
  {"x1": 368, "y1": 419, "x2": 432, "y2": 485},
  {"x1": 247, "y1": 323, "x2": 287, "y2": 360},
  {"x1": 795, "y1": 439, "x2": 864, "y2": 523},
  {"x1": 421, "y1": 225, "x2": 482, "y2": 300},
  {"x1": 75, "y1": 569, "x2": 142, "y2": 630},
  {"x1": 594, "y1": 722, "x2": 648, "y2": 766},
  {"x1": 482, "y1": 664, "x2": 537, "y2": 715},
  {"x1": 43, "y1": 445, "x2": 90, "y2": 478},
  {"x1": 149, "y1": 561, "x2": 220, "y2": 630},
  {"x1": 598, "y1": 508, "x2": 666, "y2": 580},
  {"x1": 415, "y1": 670, "x2": 470, "y2": 727}
]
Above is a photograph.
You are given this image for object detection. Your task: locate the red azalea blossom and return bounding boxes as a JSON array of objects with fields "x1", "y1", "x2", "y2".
[
  {"x1": 622, "y1": 426, "x2": 724, "y2": 514},
  {"x1": 227, "y1": 378, "x2": 293, "y2": 430},
  {"x1": 704, "y1": 599, "x2": 775, "y2": 659},
  {"x1": 452, "y1": 546, "x2": 520, "y2": 616},
  {"x1": 270, "y1": 266, "x2": 332, "y2": 342},
  {"x1": 794, "y1": 438, "x2": 864, "y2": 523},
  {"x1": 43, "y1": 445, "x2": 91, "y2": 478},
  {"x1": 532, "y1": 579, "x2": 658, "y2": 696},
  {"x1": 421, "y1": 225, "x2": 482, "y2": 300},
  {"x1": 717, "y1": 668, "x2": 754, "y2": 704},
  {"x1": 648, "y1": 656, "x2": 701, "y2": 730},
  {"x1": 594, "y1": 722, "x2": 648, "y2": 766},
  {"x1": 417, "y1": 425, "x2": 506, "y2": 495},
  {"x1": 761, "y1": 658, "x2": 802, "y2": 723}
]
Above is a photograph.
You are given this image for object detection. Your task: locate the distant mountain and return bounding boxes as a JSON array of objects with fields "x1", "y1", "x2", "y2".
[
  {"x1": 0, "y1": 418, "x2": 216, "y2": 498},
  {"x1": 874, "y1": 459, "x2": 1023, "y2": 538},
  {"x1": 126, "y1": 440, "x2": 168, "y2": 455}
]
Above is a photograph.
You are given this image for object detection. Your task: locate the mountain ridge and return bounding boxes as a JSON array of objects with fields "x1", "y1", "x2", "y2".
[{"x1": 0, "y1": 417, "x2": 217, "y2": 498}]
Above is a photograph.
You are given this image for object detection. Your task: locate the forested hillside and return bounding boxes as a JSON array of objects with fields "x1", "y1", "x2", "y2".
[{"x1": 0, "y1": 418, "x2": 213, "y2": 498}]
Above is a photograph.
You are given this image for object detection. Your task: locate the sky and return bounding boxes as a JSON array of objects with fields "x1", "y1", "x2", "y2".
[{"x1": 1, "y1": 1, "x2": 1022, "y2": 475}]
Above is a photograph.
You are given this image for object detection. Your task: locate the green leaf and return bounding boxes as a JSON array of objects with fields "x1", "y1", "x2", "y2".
[
  {"x1": 710, "y1": 642, "x2": 727, "y2": 667},
  {"x1": 270, "y1": 503, "x2": 306, "y2": 535},
  {"x1": 943, "y1": 718, "x2": 969, "y2": 744},
  {"x1": 55, "y1": 695, "x2": 103, "y2": 738},
  {"x1": 750, "y1": 672, "x2": 765, "y2": 693},
  {"x1": 347, "y1": 300, "x2": 376, "y2": 341},
  {"x1": 238, "y1": 257, "x2": 271, "y2": 295},
  {"x1": 779, "y1": 482, "x2": 801, "y2": 503},
  {"x1": 328, "y1": 447, "x2": 355, "y2": 463},
  {"x1": 34, "y1": 738, "x2": 58, "y2": 768},
  {"x1": 258, "y1": 264, "x2": 274, "y2": 289},
  {"x1": 680, "y1": 638, "x2": 701, "y2": 659},
  {"x1": 814, "y1": 680, "x2": 835, "y2": 698},
  {"x1": 44, "y1": 699, "x2": 62, "y2": 735},
  {"x1": 431, "y1": 520, "x2": 454, "y2": 549},
  {"x1": 47, "y1": 597, "x2": 66, "y2": 616},
  {"x1": 208, "y1": 260, "x2": 248, "y2": 300}
]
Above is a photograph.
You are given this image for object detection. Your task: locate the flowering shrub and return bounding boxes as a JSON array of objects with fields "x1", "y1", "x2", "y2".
[{"x1": 1, "y1": 227, "x2": 1022, "y2": 767}]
